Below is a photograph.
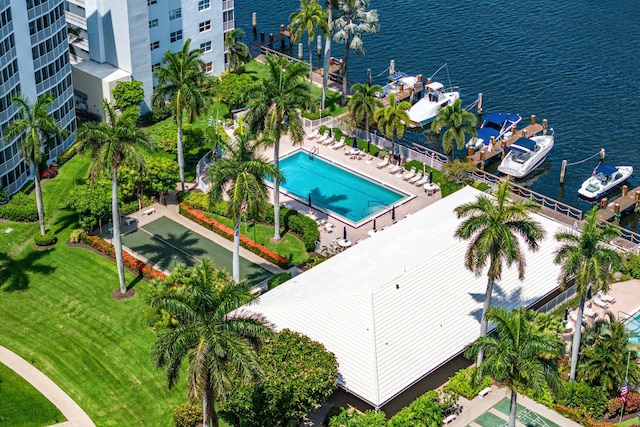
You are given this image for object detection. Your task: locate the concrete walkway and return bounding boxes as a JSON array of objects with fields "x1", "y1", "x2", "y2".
[{"x1": 0, "y1": 345, "x2": 95, "y2": 427}]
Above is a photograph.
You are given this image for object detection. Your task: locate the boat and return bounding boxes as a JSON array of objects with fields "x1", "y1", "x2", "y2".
[
  {"x1": 376, "y1": 71, "x2": 419, "y2": 98},
  {"x1": 497, "y1": 132, "x2": 555, "y2": 178},
  {"x1": 466, "y1": 112, "x2": 522, "y2": 150},
  {"x1": 407, "y1": 81, "x2": 460, "y2": 127},
  {"x1": 578, "y1": 164, "x2": 634, "y2": 199}
]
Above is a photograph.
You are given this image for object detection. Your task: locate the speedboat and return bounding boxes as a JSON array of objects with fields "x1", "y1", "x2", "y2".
[
  {"x1": 376, "y1": 71, "x2": 418, "y2": 98},
  {"x1": 578, "y1": 164, "x2": 634, "y2": 199},
  {"x1": 407, "y1": 81, "x2": 459, "y2": 127},
  {"x1": 497, "y1": 132, "x2": 554, "y2": 178},
  {"x1": 466, "y1": 112, "x2": 522, "y2": 150}
]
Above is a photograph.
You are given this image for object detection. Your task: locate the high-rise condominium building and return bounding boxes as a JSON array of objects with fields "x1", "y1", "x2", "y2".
[
  {"x1": 65, "y1": 0, "x2": 234, "y2": 116},
  {"x1": 0, "y1": 0, "x2": 76, "y2": 195}
]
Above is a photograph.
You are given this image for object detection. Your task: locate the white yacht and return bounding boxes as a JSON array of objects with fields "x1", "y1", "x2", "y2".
[
  {"x1": 497, "y1": 132, "x2": 555, "y2": 178},
  {"x1": 578, "y1": 164, "x2": 634, "y2": 199}
]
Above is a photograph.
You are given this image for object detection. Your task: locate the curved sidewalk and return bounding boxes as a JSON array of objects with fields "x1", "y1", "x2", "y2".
[{"x1": 0, "y1": 345, "x2": 95, "y2": 427}]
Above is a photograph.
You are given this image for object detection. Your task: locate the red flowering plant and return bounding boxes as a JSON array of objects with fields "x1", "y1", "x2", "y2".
[{"x1": 40, "y1": 165, "x2": 58, "y2": 179}]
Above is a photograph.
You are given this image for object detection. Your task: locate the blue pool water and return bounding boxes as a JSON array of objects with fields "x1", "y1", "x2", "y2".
[
  {"x1": 273, "y1": 151, "x2": 407, "y2": 224},
  {"x1": 626, "y1": 313, "x2": 640, "y2": 345}
]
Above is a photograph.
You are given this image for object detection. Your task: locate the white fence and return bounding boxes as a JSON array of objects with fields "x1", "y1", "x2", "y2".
[{"x1": 537, "y1": 286, "x2": 577, "y2": 314}]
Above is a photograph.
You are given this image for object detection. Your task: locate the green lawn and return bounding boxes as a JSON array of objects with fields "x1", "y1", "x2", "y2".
[
  {"x1": 0, "y1": 155, "x2": 190, "y2": 426},
  {"x1": 0, "y1": 362, "x2": 64, "y2": 426}
]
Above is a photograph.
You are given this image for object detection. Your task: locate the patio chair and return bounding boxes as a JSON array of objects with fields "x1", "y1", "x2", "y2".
[
  {"x1": 316, "y1": 130, "x2": 330, "y2": 144},
  {"x1": 376, "y1": 156, "x2": 389, "y2": 168},
  {"x1": 322, "y1": 135, "x2": 336, "y2": 146},
  {"x1": 584, "y1": 306, "x2": 597, "y2": 318},
  {"x1": 402, "y1": 167, "x2": 417, "y2": 180},
  {"x1": 324, "y1": 222, "x2": 334, "y2": 232},
  {"x1": 306, "y1": 129, "x2": 319, "y2": 140},
  {"x1": 592, "y1": 296, "x2": 608, "y2": 309},
  {"x1": 598, "y1": 290, "x2": 616, "y2": 303},
  {"x1": 331, "y1": 138, "x2": 346, "y2": 150},
  {"x1": 414, "y1": 175, "x2": 429, "y2": 186},
  {"x1": 388, "y1": 164, "x2": 402, "y2": 174},
  {"x1": 409, "y1": 171, "x2": 423, "y2": 184}
]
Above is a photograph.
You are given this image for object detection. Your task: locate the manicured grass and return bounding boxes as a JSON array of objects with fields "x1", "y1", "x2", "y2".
[
  {"x1": 211, "y1": 214, "x2": 309, "y2": 266},
  {"x1": 0, "y1": 155, "x2": 189, "y2": 426},
  {"x1": 0, "y1": 362, "x2": 65, "y2": 426}
]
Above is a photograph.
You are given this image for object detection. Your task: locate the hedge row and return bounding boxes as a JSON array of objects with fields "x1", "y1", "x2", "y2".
[
  {"x1": 179, "y1": 203, "x2": 290, "y2": 269},
  {"x1": 79, "y1": 232, "x2": 167, "y2": 281},
  {"x1": 0, "y1": 193, "x2": 38, "y2": 222}
]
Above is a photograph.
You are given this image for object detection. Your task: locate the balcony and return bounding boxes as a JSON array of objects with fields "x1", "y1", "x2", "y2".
[
  {"x1": 66, "y1": 0, "x2": 85, "y2": 7},
  {"x1": 65, "y1": 11, "x2": 87, "y2": 30}
]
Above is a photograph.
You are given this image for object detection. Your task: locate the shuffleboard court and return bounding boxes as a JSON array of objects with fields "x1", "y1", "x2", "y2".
[{"x1": 121, "y1": 216, "x2": 272, "y2": 285}]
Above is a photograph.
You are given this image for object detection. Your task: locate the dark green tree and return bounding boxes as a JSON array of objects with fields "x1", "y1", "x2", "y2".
[
  {"x1": 373, "y1": 93, "x2": 410, "y2": 161},
  {"x1": 145, "y1": 157, "x2": 180, "y2": 204},
  {"x1": 329, "y1": 409, "x2": 387, "y2": 427},
  {"x1": 225, "y1": 29, "x2": 250, "y2": 72},
  {"x1": 112, "y1": 80, "x2": 145, "y2": 111},
  {"x1": 430, "y1": 98, "x2": 477, "y2": 160},
  {"x1": 466, "y1": 307, "x2": 564, "y2": 427},
  {"x1": 455, "y1": 180, "x2": 545, "y2": 365},
  {"x1": 348, "y1": 82, "x2": 382, "y2": 147},
  {"x1": 68, "y1": 180, "x2": 112, "y2": 231}
]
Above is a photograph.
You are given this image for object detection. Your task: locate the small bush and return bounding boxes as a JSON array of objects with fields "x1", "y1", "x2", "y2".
[
  {"x1": 120, "y1": 195, "x2": 154, "y2": 215},
  {"x1": 566, "y1": 382, "x2": 608, "y2": 419},
  {"x1": 34, "y1": 231, "x2": 57, "y2": 246},
  {"x1": 267, "y1": 272, "x2": 292, "y2": 290},
  {"x1": 607, "y1": 392, "x2": 640, "y2": 417},
  {"x1": 69, "y1": 229, "x2": 84, "y2": 244},
  {"x1": 287, "y1": 213, "x2": 319, "y2": 252},
  {"x1": 443, "y1": 367, "x2": 492, "y2": 400},
  {"x1": 172, "y1": 403, "x2": 202, "y2": 427},
  {"x1": 621, "y1": 253, "x2": 640, "y2": 279},
  {"x1": 0, "y1": 193, "x2": 38, "y2": 222},
  {"x1": 40, "y1": 165, "x2": 58, "y2": 179},
  {"x1": 55, "y1": 142, "x2": 79, "y2": 166}
]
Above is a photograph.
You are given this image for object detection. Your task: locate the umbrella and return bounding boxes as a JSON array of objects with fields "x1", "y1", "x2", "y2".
[
  {"x1": 308, "y1": 194, "x2": 312, "y2": 207},
  {"x1": 367, "y1": 138, "x2": 371, "y2": 153},
  {"x1": 329, "y1": 128, "x2": 332, "y2": 137},
  {"x1": 373, "y1": 218, "x2": 377, "y2": 230},
  {"x1": 352, "y1": 137, "x2": 358, "y2": 149},
  {"x1": 564, "y1": 308, "x2": 569, "y2": 321},
  {"x1": 343, "y1": 226, "x2": 347, "y2": 240},
  {"x1": 587, "y1": 287, "x2": 592, "y2": 300},
  {"x1": 428, "y1": 171, "x2": 433, "y2": 184},
  {"x1": 391, "y1": 205, "x2": 396, "y2": 221}
]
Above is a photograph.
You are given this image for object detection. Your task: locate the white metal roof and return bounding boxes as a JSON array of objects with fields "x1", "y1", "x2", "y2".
[{"x1": 244, "y1": 186, "x2": 567, "y2": 408}]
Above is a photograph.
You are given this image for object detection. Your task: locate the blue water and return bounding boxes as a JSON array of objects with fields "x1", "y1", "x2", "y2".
[
  {"x1": 626, "y1": 313, "x2": 640, "y2": 345},
  {"x1": 274, "y1": 151, "x2": 406, "y2": 223},
  {"x1": 236, "y1": 1, "x2": 640, "y2": 230}
]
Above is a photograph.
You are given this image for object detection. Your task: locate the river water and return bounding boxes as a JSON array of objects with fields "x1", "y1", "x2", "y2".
[{"x1": 235, "y1": 1, "x2": 640, "y2": 229}]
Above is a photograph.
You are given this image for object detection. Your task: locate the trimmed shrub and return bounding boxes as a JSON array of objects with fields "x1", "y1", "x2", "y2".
[
  {"x1": 55, "y1": 142, "x2": 78, "y2": 166},
  {"x1": 69, "y1": 229, "x2": 84, "y2": 244},
  {"x1": 568, "y1": 382, "x2": 608, "y2": 419},
  {"x1": 40, "y1": 165, "x2": 58, "y2": 179},
  {"x1": 287, "y1": 214, "x2": 319, "y2": 252},
  {"x1": 0, "y1": 193, "x2": 38, "y2": 222},
  {"x1": 33, "y1": 231, "x2": 57, "y2": 246},
  {"x1": 443, "y1": 367, "x2": 492, "y2": 400},
  {"x1": 388, "y1": 390, "x2": 445, "y2": 427},
  {"x1": 267, "y1": 272, "x2": 292, "y2": 290},
  {"x1": 172, "y1": 403, "x2": 202, "y2": 427}
]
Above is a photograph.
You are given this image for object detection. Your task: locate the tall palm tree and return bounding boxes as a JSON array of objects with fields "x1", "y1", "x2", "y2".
[
  {"x1": 5, "y1": 93, "x2": 67, "y2": 235},
  {"x1": 149, "y1": 259, "x2": 272, "y2": 427},
  {"x1": 152, "y1": 39, "x2": 206, "y2": 192},
  {"x1": 431, "y1": 98, "x2": 477, "y2": 160},
  {"x1": 321, "y1": 0, "x2": 334, "y2": 110},
  {"x1": 373, "y1": 93, "x2": 410, "y2": 162},
  {"x1": 455, "y1": 180, "x2": 545, "y2": 365},
  {"x1": 208, "y1": 131, "x2": 282, "y2": 283},
  {"x1": 348, "y1": 82, "x2": 382, "y2": 148},
  {"x1": 224, "y1": 29, "x2": 250, "y2": 72},
  {"x1": 332, "y1": 0, "x2": 379, "y2": 105},
  {"x1": 78, "y1": 100, "x2": 150, "y2": 294},
  {"x1": 289, "y1": 0, "x2": 329, "y2": 97},
  {"x1": 554, "y1": 206, "x2": 622, "y2": 390},
  {"x1": 246, "y1": 54, "x2": 309, "y2": 241},
  {"x1": 466, "y1": 307, "x2": 564, "y2": 427}
]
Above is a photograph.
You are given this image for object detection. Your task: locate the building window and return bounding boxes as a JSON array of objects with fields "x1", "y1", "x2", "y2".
[
  {"x1": 223, "y1": 10, "x2": 234, "y2": 23},
  {"x1": 169, "y1": 8, "x2": 182, "y2": 21},
  {"x1": 199, "y1": 20, "x2": 211, "y2": 32},
  {"x1": 198, "y1": 0, "x2": 210, "y2": 11},
  {"x1": 152, "y1": 63, "x2": 161, "y2": 72},
  {"x1": 170, "y1": 30, "x2": 183, "y2": 43},
  {"x1": 147, "y1": 0, "x2": 156, "y2": 5},
  {"x1": 149, "y1": 19, "x2": 158, "y2": 28},
  {"x1": 204, "y1": 62, "x2": 213, "y2": 73},
  {"x1": 200, "y1": 41, "x2": 212, "y2": 53},
  {"x1": 150, "y1": 41, "x2": 160, "y2": 51}
]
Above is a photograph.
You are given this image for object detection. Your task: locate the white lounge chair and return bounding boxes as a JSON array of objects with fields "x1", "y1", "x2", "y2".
[
  {"x1": 324, "y1": 222, "x2": 334, "y2": 232},
  {"x1": 388, "y1": 164, "x2": 402, "y2": 174},
  {"x1": 592, "y1": 296, "x2": 608, "y2": 309},
  {"x1": 331, "y1": 138, "x2": 346, "y2": 150},
  {"x1": 376, "y1": 156, "x2": 390, "y2": 168},
  {"x1": 598, "y1": 291, "x2": 616, "y2": 303},
  {"x1": 317, "y1": 131, "x2": 330, "y2": 144},
  {"x1": 414, "y1": 175, "x2": 429, "y2": 186},
  {"x1": 584, "y1": 307, "x2": 597, "y2": 318},
  {"x1": 402, "y1": 167, "x2": 417, "y2": 180},
  {"x1": 569, "y1": 310, "x2": 586, "y2": 324},
  {"x1": 408, "y1": 171, "x2": 423, "y2": 184},
  {"x1": 306, "y1": 129, "x2": 319, "y2": 140}
]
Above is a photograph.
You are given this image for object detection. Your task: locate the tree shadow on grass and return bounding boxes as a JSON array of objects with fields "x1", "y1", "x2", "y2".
[
  {"x1": 52, "y1": 207, "x2": 79, "y2": 234},
  {"x1": 0, "y1": 249, "x2": 56, "y2": 292}
]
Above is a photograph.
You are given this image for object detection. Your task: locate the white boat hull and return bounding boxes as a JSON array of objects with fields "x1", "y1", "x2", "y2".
[
  {"x1": 578, "y1": 166, "x2": 634, "y2": 199},
  {"x1": 408, "y1": 91, "x2": 459, "y2": 128},
  {"x1": 497, "y1": 135, "x2": 554, "y2": 178}
]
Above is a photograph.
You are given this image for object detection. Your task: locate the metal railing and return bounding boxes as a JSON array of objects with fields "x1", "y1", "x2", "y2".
[
  {"x1": 196, "y1": 150, "x2": 213, "y2": 193},
  {"x1": 302, "y1": 115, "x2": 334, "y2": 130},
  {"x1": 538, "y1": 286, "x2": 577, "y2": 314}
]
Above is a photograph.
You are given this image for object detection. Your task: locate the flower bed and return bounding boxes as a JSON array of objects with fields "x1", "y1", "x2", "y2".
[
  {"x1": 179, "y1": 203, "x2": 290, "y2": 269},
  {"x1": 79, "y1": 232, "x2": 167, "y2": 281}
]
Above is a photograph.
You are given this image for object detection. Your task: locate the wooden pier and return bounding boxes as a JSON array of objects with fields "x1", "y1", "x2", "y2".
[
  {"x1": 467, "y1": 119, "x2": 545, "y2": 166},
  {"x1": 597, "y1": 186, "x2": 640, "y2": 222}
]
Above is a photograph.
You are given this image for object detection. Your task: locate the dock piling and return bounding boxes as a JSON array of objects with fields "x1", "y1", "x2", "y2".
[
  {"x1": 298, "y1": 43, "x2": 303, "y2": 60},
  {"x1": 317, "y1": 35, "x2": 322, "y2": 55},
  {"x1": 542, "y1": 118, "x2": 548, "y2": 135},
  {"x1": 600, "y1": 148, "x2": 606, "y2": 163},
  {"x1": 531, "y1": 115, "x2": 536, "y2": 125},
  {"x1": 623, "y1": 185, "x2": 629, "y2": 197},
  {"x1": 635, "y1": 191, "x2": 640, "y2": 212},
  {"x1": 389, "y1": 60, "x2": 395, "y2": 75},
  {"x1": 614, "y1": 203, "x2": 621, "y2": 224},
  {"x1": 560, "y1": 160, "x2": 567, "y2": 184},
  {"x1": 477, "y1": 93, "x2": 483, "y2": 115}
]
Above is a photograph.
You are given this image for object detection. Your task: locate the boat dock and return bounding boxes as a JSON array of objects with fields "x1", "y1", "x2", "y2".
[
  {"x1": 467, "y1": 117, "x2": 545, "y2": 166},
  {"x1": 597, "y1": 186, "x2": 640, "y2": 222}
]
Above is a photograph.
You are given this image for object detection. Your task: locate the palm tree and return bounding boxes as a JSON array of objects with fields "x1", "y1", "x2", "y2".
[
  {"x1": 373, "y1": 93, "x2": 410, "y2": 162},
  {"x1": 455, "y1": 179, "x2": 545, "y2": 365},
  {"x1": 246, "y1": 54, "x2": 309, "y2": 241},
  {"x1": 152, "y1": 39, "x2": 206, "y2": 192},
  {"x1": 289, "y1": 0, "x2": 329, "y2": 97},
  {"x1": 149, "y1": 259, "x2": 272, "y2": 427},
  {"x1": 320, "y1": 0, "x2": 334, "y2": 110},
  {"x1": 554, "y1": 206, "x2": 622, "y2": 390},
  {"x1": 5, "y1": 93, "x2": 67, "y2": 235},
  {"x1": 348, "y1": 83, "x2": 382, "y2": 148},
  {"x1": 431, "y1": 98, "x2": 477, "y2": 160},
  {"x1": 225, "y1": 29, "x2": 250, "y2": 72},
  {"x1": 67, "y1": 26, "x2": 84, "y2": 61},
  {"x1": 78, "y1": 100, "x2": 150, "y2": 294},
  {"x1": 332, "y1": 0, "x2": 379, "y2": 105},
  {"x1": 208, "y1": 131, "x2": 282, "y2": 282},
  {"x1": 466, "y1": 307, "x2": 564, "y2": 427}
]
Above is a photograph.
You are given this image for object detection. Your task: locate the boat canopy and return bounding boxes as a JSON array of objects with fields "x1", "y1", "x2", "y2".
[
  {"x1": 476, "y1": 127, "x2": 500, "y2": 145},
  {"x1": 388, "y1": 71, "x2": 408, "y2": 82},
  {"x1": 595, "y1": 164, "x2": 617, "y2": 176},
  {"x1": 510, "y1": 138, "x2": 536, "y2": 153},
  {"x1": 484, "y1": 112, "x2": 521, "y2": 126},
  {"x1": 426, "y1": 82, "x2": 444, "y2": 91}
]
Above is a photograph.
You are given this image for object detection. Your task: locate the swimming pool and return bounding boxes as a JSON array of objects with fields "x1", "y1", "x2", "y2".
[
  {"x1": 271, "y1": 150, "x2": 409, "y2": 225},
  {"x1": 625, "y1": 311, "x2": 640, "y2": 345}
]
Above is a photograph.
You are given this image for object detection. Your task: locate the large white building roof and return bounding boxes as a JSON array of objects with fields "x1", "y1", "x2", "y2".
[{"x1": 243, "y1": 186, "x2": 567, "y2": 408}]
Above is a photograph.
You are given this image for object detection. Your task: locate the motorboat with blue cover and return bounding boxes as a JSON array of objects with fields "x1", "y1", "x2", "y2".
[
  {"x1": 466, "y1": 112, "x2": 522, "y2": 150},
  {"x1": 578, "y1": 164, "x2": 634, "y2": 199},
  {"x1": 497, "y1": 132, "x2": 554, "y2": 178}
]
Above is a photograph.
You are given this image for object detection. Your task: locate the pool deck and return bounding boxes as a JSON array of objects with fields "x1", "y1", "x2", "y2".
[{"x1": 260, "y1": 133, "x2": 443, "y2": 251}]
